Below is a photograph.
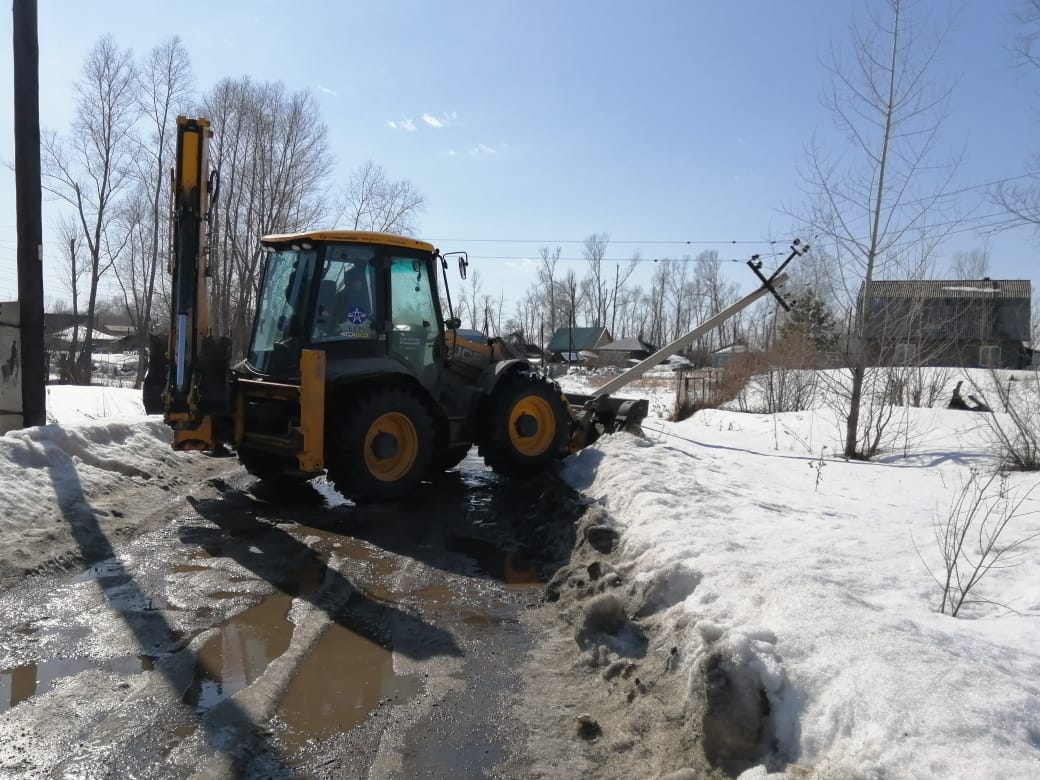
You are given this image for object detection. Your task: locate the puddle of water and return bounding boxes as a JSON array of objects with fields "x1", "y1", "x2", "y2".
[
  {"x1": 68, "y1": 557, "x2": 173, "y2": 612},
  {"x1": 444, "y1": 536, "x2": 543, "y2": 585},
  {"x1": 71, "y1": 559, "x2": 127, "y2": 585},
  {"x1": 183, "y1": 593, "x2": 294, "y2": 713},
  {"x1": 276, "y1": 620, "x2": 420, "y2": 754},
  {"x1": 0, "y1": 654, "x2": 156, "y2": 714},
  {"x1": 277, "y1": 555, "x2": 328, "y2": 598}
]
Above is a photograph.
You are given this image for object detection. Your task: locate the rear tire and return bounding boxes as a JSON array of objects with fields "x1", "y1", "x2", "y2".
[
  {"x1": 478, "y1": 372, "x2": 570, "y2": 476},
  {"x1": 327, "y1": 387, "x2": 435, "y2": 501}
]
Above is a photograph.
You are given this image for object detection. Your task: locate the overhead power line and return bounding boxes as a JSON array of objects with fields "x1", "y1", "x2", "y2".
[
  {"x1": 462, "y1": 254, "x2": 757, "y2": 263},
  {"x1": 428, "y1": 238, "x2": 783, "y2": 245}
]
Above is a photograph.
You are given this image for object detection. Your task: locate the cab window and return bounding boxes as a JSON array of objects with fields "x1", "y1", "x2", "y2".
[
  {"x1": 389, "y1": 256, "x2": 440, "y2": 386},
  {"x1": 249, "y1": 249, "x2": 316, "y2": 371},
  {"x1": 311, "y1": 244, "x2": 378, "y2": 342}
]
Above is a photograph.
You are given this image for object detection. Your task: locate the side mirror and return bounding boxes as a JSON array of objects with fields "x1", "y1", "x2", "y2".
[{"x1": 445, "y1": 316, "x2": 461, "y2": 330}]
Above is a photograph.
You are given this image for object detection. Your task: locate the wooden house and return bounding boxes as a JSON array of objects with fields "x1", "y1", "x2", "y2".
[{"x1": 857, "y1": 279, "x2": 1032, "y2": 369}]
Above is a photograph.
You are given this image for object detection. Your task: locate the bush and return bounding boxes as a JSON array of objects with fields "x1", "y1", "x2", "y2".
[
  {"x1": 915, "y1": 467, "x2": 1039, "y2": 617},
  {"x1": 972, "y1": 369, "x2": 1040, "y2": 471}
]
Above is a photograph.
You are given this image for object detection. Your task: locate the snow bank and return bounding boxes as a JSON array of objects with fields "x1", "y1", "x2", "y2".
[
  {"x1": 0, "y1": 387, "x2": 174, "y2": 526},
  {"x1": 560, "y1": 405, "x2": 1040, "y2": 778},
  {"x1": 44, "y1": 384, "x2": 150, "y2": 425}
]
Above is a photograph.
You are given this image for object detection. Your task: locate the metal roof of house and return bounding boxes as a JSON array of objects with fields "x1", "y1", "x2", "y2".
[
  {"x1": 862, "y1": 279, "x2": 1031, "y2": 300},
  {"x1": 600, "y1": 336, "x2": 655, "y2": 352},
  {"x1": 547, "y1": 327, "x2": 611, "y2": 352},
  {"x1": 51, "y1": 327, "x2": 121, "y2": 341}
]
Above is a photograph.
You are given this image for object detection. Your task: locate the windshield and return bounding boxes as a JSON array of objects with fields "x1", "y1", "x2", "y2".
[{"x1": 248, "y1": 249, "x2": 317, "y2": 372}]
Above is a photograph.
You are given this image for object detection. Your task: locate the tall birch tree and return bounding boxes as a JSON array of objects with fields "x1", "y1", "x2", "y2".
[{"x1": 798, "y1": 0, "x2": 958, "y2": 459}]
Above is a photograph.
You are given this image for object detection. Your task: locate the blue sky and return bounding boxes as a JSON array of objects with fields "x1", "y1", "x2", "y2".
[{"x1": 0, "y1": 0, "x2": 1037, "y2": 311}]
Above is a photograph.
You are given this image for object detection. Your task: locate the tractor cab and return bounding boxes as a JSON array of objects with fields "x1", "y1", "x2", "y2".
[{"x1": 245, "y1": 231, "x2": 446, "y2": 391}]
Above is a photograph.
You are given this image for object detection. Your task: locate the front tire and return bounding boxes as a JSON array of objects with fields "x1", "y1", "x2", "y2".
[
  {"x1": 478, "y1": 372, "x2": 571, "y2": 476},
  {"x1": 327, "y1": 387, "x2": 435, "y2": 501}
]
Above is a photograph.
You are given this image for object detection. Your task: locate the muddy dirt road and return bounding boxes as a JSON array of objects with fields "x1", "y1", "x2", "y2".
[
  {"x1": 0, "y1": 451, "x2": 584, "y2": 779},
  {"x1": 0, "y1": 443, "x2": 724, "y2": 780}
]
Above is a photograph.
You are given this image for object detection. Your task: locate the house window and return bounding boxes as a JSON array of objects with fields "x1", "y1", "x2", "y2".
[
  {"x1": 893, "y1": 343, "x2": 917, "y2": 365},
  {"x1": 979, "y1": 345, "x2": 1000, "y2": 368}
]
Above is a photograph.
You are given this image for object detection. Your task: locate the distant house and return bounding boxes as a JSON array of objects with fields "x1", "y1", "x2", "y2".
[
  {"x1": 857, "y1": 279, "x2": 1032, "y2": 369},
  {"x1": 43, "y1": 312, "x2": 87, "y2": 335},
  {"x1": 546, "y1": 327, "x2": 612, "y2": 364},
  {"x1": 712, "y1": 341, "x2": 753, "y2": 369},
  {"x1": 42, "y1": 313, "x2": 87, "y2": 353},
  {"x1": 597, "y1": 336, "x2": 656, "y2": 367},
  {"x1": 45, "y1": 320, "x2": 138, "y2": 355}
]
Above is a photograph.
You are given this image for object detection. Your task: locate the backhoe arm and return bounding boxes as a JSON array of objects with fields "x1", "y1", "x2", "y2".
[
  {"x1": 169, "y1": 116, "x2": 212, "y2": 413},
  {"x1": 144, "y1": 116, "x2": 230, "y2": 449}
]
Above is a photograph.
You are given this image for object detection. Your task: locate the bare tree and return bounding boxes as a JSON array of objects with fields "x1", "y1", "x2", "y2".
[
  {"x1": 797, "y1": 0, "x2": 959, "y2": 459},
  {"x1": 611, "y1": 277, "x2": 645, "y2": 341},
  {"x1": 201, "y1": 78, "x2": 333, "y2": 354},
  {"x1": 479, "y1": 291, "x2": 501, "y2": 336},
  {"x1": 558, "y1": 269, "x2": 584, "y2": 352},
  {"x1": 129, "y1": 36, "x2": 193, "y2": 385},
  {"x1": 1032, "y1": 288, "x2": 1040, "y2": 349},
  {"x1": 643, "y1": 261, "x2": 670, "y2": 348},
  {"x1": 111, "y1": 188, "x2": 152, "y2": 373},
  {"x1": 41, "y1": 35, "x2": 141, "y2": 384},
  {"x1": 537, "y1": 245, "x2": 562, "y2": 341},
  {"x1": 995, "y1": 0, "x2": 1040, "y2": 227},
  {"x1": 691, "y1": 251, "x2": 739, "y2": 351},
  {"x1": 609, "y1": 253, "x2": 639, "y2": 337},
  {"x1": 459, "y1": 269, "x2": 483, "y2": 331},
  {"x1": 663, "y1": 258, "x2": 694, "y2": 342},
  {"x1": 582, "y1": 233, "x2": 610, "y2": 327},
  {"x1": 949, "y1": 247, "x2": 991, "y2": 279},
  {"x1": 336, "y1": 159, "x2": 424, "y2": 235},
  {"x1": 55, "y1": 216, "x2": 88, "y2": 381}
]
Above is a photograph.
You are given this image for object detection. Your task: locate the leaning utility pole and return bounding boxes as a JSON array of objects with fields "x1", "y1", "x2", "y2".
[{"x1": 13, "y1": 0, "x2": 45, "y2": 425}]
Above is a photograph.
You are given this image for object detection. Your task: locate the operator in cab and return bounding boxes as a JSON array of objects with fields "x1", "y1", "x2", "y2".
[{"x1": 314, "y1": 263, "x2": 375, "y2": 340}]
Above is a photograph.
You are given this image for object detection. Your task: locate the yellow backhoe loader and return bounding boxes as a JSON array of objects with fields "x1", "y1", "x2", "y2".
[{"x1": 145, "y1": 117, "x2": 803, "y2": 501}]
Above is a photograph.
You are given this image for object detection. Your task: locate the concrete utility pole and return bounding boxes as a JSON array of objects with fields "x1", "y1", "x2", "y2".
[{"x1": 13, "y1": 0, "x2": 45, "y2": 425}]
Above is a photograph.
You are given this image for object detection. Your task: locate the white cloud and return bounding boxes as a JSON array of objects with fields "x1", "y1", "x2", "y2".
[
  {"x1": 421, "y1": 111, "x2": 457, "y2": 128},
  {"x1": 315, "y1": 84, "x2": 338, "y2": 97},
  {"x1": 444, "y1": 142, "x2": 507, "y2": 159},
  {"x1": 387, "y1": 118, "x2": 417, "y2": 131}
]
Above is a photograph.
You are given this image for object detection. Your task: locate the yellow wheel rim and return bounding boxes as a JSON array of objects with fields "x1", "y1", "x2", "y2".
[
  {"x1": 364, "y1": 412, "x2": 419, "y2": 482},
  {"x1": 507, "y1": 395, "x2": 556, "y2": 456}
]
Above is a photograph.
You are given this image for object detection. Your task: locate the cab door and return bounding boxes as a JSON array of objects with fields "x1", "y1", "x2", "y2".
[{"x1": 388, "y1": 255, "x2": 443, "y2": 389}]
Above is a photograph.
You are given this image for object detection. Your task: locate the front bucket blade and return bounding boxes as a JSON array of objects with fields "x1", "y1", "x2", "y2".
[{"x1": 565, "y1": 393, "x2": 649, "y2": 436}]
